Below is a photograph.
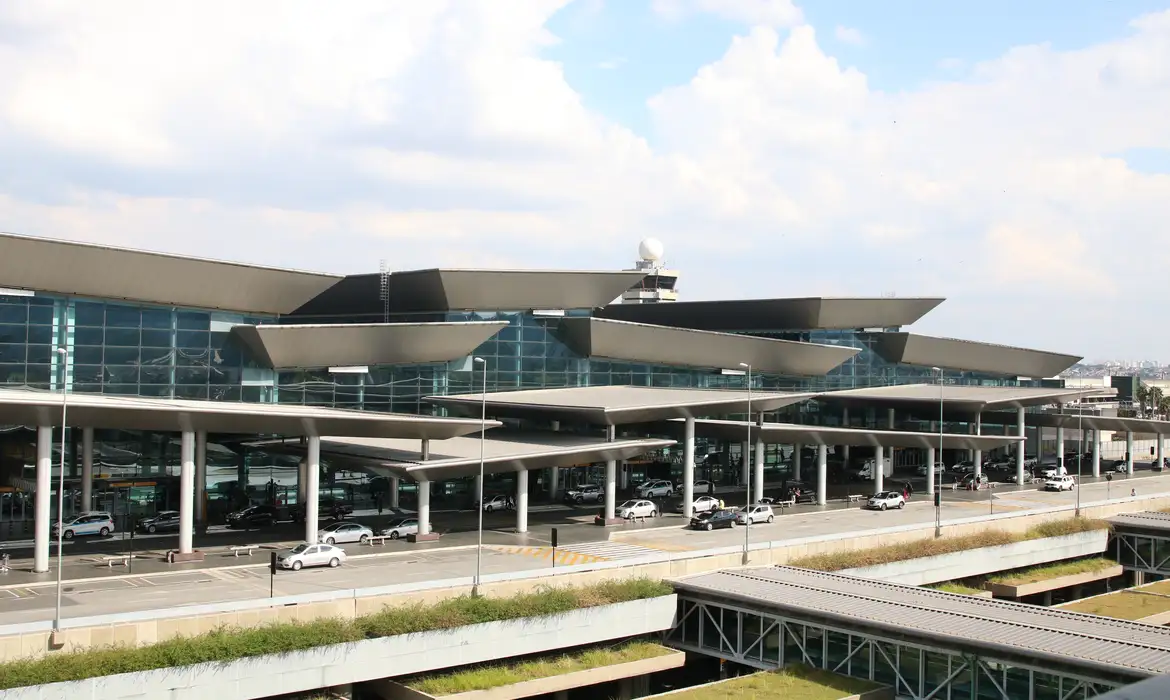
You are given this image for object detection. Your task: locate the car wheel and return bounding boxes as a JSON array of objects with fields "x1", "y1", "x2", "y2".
[
  {"x1": 292, "y1": 560, "x2": 303, "y2": 571},
  {"x1": 898, "y1": 502, "x2": 905, "y2": 509},
  {"x1": 705, "y1": 523, "x2": 713, "y2": 531},
  {"x1": 326, "y1": 537, "x2": 335, "y2": 545},
  {"x1": 486, "y1": 505, "x2": 494, "y2": 513},
  {"x1": 730, "y1": 520, "x2": 736, "y2": 528},
  {"x1": 148, "y1": 525, "x2": 157, "y2": 533},
  {"x1": 99, "y1": 526, "x2": 110, "y2": 536},
  {"x1": 880, "y1": 503, "x2": 887, "y2": 511},
  {"x1": 359, "y1": 534, "x2": 369, "y2": 544},
  {"x1": 575, "y1": 496, "x2": 583, "y2": 504},
  {"x1": 329, "y1": 557, "x2": 340, "y2": 568},
  {"x1": 63, "y1": 529, "x2": 74, "y2": 540},
  {"x1": 767, "y1": 515, "x2": 774, "y2": 523},
  {"x1": 389, "y1": 531, "x2": 400, "y2": 540},
  {"x1": 650, "y1": 510, "x2": 658, "y2": 518}
]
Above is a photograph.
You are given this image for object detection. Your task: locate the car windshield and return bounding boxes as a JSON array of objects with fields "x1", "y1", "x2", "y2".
[
  {"x1": 321, "y1": 522, "x2": 344, "y2": 531},
  {"x1": 290, "y1": 544, "x2": 309, "y2": 554},
  {"x1": 619, "y1": 500, "x2": 638, "y2": 508}
]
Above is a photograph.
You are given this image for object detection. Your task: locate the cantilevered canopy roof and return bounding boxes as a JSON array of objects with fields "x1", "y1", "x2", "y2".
[
  {"x1": 554, "y1": 318, "x2": 859, "y2": 377},
  {"x1": 818, "y1": 384, "x2": 1112, "y2": 411},
  {"x1": 871, "y1": 333, "x2": 1082, "y2": 378},
  {"x1": 427, "y1": 385, "x2": 817, "y2": 425},
  {"x1": 674, "y1": 567, "x2": 1170, "y2": 680},
  {"x1": 658, "y1": 418, "x2": 1022, "y2": 450},
  {"x1": 595, "y1": 297, "x2": 945, "y2": 332},
  {"x1": 389, "y1": 269, "x2": 647, "y2": 312},
  {"x1": 979, "y1": 410, "x2": 1170, "y2": 436},
  {"x1": 291, "y1": 433, "x2": 675, "y2": 481},
  {"x1": 1108, "y1": 511, "x2": 1170, "y2": 536},
  {"x1": 230, "y1": 321, "x2": 507, "y2": 369},
  {"x1": 0, "y1": 389, "x2": 496, "y2": 439},
  {"x1": 0, "y1": 231, "x2": 342, "y2": 315}
]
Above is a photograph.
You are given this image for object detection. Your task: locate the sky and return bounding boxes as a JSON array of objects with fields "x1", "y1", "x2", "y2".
[{"x1": 0, "y1": 1, "x2": 1168, "y2": 363}]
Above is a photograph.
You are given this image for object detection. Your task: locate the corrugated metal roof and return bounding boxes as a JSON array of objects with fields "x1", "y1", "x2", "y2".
[
  {"x1": 1109, "y1": 511, "x2": 1170, "y2": 534},
  {"x1": 674, "y1": 567, "x2": 1170, "y2": 678}
]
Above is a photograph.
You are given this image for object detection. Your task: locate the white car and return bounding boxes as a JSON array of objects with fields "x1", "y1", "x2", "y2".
[
  {"x1": 675, "y1": 495, "x2": 720, "y2": 514},
  {"x1": 866, "y1": 491, "x2": 906, "y2": 511},
  {"x1": 1045, "y1": 475, "x2": 1076, "y2": 491},
  {"x1": 685, "y1": 480, "x2": 714, "y2": 494},
  {"x1": 635, "y1": 480, "x2": 674, "y2": 498},
  {"x1": 277, "y1": 543, "x2": 347, "y2": 571},
  {"x1": 1041, "y1": 465, "x2": 1068, "y2": 479},
  {"x1": 380, "y1": 517, "x2": 419, "y2": 540},
  {"x1": 615, "y1": 499, "x2": 658, "y2": 519},
  {"x1": 317, "y1": 521, "x2": 373, "y2": 545},
  {"x1": 915, "y1": 462, "x2": 947, "y2": 477},
  {"x1": 479, "y1": 494, "x2": 514, "y2": 512},
  {"x1": 736, "y1": 504, "x2": 775, "y2": 525},
  {"x1": 52, "y1": 513, "x2": 115, "y2": 539}
]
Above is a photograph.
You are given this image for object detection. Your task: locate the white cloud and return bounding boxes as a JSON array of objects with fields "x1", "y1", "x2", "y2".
[
  {"x1": 597, "y1": 57, "x2": 626, "y2": 69},
  {"x1": 834, "y1": 25, "x2": 866, "y2": 47},
  {"x1": 0, "y1": 3, "x2": 1169, "y2": 358},
  {"x1": 652, "y1": 0, "x2": 803, "y2": 28}
]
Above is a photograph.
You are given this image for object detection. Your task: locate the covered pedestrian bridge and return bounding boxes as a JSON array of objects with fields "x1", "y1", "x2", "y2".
[
  {"x1": 0, "y1": 388, "x2": 497, "y2": 568},
  {"x1": 667, "y1": 566, "x2": 1170, "y2": 699}
]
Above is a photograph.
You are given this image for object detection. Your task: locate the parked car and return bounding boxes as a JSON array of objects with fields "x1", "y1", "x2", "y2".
[
  {"x1": 137, "y1": 510, "x2": 180, "y2": 533},
  {"x1": 865, "y1": 492, "x2": 906, "y2": 511},
  {"x1": 616, "y1": 499, "x2": 658, "y2": 519},
  {"x1": 277, "y1": 543, "x2": 346, "y2": 571},
  {"x1": 563, "y1": 484, "x2": 604, "y2": 504},
  {"x1": 682, "y1": 480, "x2": 714, "y2": 494},
  {"x1": 1041, "y1": 465, "x2": 1068, "y2": 479},
  {"x1": 226, "y1": 505, "x2": 279, "y2": 529},
  {"x1": 53, "y1": 512, "x2": 115, "y2": 539},
  {"x1": 478, "y1": 494, "x2": 514, "y2": 512},
  {"x1": 635, "y1": 480, "x2": 674, "y2": 498},
  {"x1": 675, "y1": 495, "x2": 720, "y2": 514},
  {"x1": 783, "y1": 481, "x2": 815, "y2": 503},
  {"x1": 316, "y1": 521, "x2": 373, "y2": 545},
  {"x1": 380, "y1": 517, "x2": 419, "y2": 540},
  {"x1": 690, "y1": 509, "x2": 738, "y2": 531},
  {"x1": 1151, "y1": 458, "x2": 1170, "y2": 471},
  {"x1": 915, "y1": 462, "x2": 947, "y2": 477},
  {"x1": 736, "y1": 504, "x2": 775, "y2": 525},
  {"x1": 1045, "y1": 475, "x2": 1076, "y2": 492},
  {"x1": 951, "y1": 461, "x2": 976, "y2": 474},
  {"x1": 959, "y1": 473, "x2": 990, "y2": 490}
]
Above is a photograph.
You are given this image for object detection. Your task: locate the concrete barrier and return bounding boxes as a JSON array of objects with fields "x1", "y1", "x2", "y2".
[
  {"x1": 985, "y1": 564, "x2": 1124, "y2": 598},
  {"x1": 836, "y1": 530, "x2": 1110, "y2": 585},
  {"x1": 2, "y1": 491, "x2": 1167, "y2": 662},
  {"x1": 0, "y1": 596, "x2": 677, "y2": 700}
]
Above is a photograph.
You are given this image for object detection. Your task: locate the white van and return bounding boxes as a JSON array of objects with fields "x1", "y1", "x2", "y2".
[{"x1": 857, "y1": 457, "x2": 893, "y2": 480}]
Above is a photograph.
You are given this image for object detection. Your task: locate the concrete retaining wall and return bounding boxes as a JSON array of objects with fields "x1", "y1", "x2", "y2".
[
  {"x1": 2, "y1": 492, "x2": 1167, "y2": 662},
  {"x1": 986, "y1": 564, "x2": 1124, "y2": 598},
  {"x1": 836, "y1": 530, "x2": 1110, "y2": 585},
  {"x1": 0, "y1": 596, "x2": 677, "y2": 700}
]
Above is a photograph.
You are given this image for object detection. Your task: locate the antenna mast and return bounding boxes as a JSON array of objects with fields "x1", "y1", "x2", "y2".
[{"x1": 378, "y1": 259, "x2": 390, "y2": 323}]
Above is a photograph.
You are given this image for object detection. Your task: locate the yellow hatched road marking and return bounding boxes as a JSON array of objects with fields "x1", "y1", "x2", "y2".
[{"x1": 490, "y1": 545, "x2": 607, "y2": 565}]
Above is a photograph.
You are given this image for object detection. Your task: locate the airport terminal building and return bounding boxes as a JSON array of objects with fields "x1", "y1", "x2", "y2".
[{"x1": 0, "y1": 231, "x2": 1137, "y2": 569}]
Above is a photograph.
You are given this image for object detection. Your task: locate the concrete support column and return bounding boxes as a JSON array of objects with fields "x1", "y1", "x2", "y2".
[
  {"x1": 390, "y1": 476, "x2": 400, "y2": 508},
  {"x1": 887, "y1": 408, "x2": 895, "y2": 429},
  {"x1": 973, "y1": 413, "x2": 982, "y2": 478},
  {"x1": 34, "y1": 425, "x2": 52, "y2": 573},
  {"x1": 753, "y1": 438, "x2": 764, "y2": 504},
  {"x1": 874, "y1": 445, "x2": 884, "y2": 492},
  {"x1": 297, "y1": 460, "x2": 307, "y2": 504},
  {"x1": 683, "y1": 416, "x2": 695, "y2": 518},
  {"x1": 741, "y1": 441, "x2": 750, "y2": 485},
  {"x1": 794, "y1": 443, "x2": 802, "y2": 481},
  {"x1": 81, "y1": 427, "x2": 94, "y2": 513},
  {"x1": 1057, "y1": 425, "x2": 1065, "y2": 472},
  {"x1": 475, "y1": 475, "x2": 483, "y2": 506},
  {"x1": 1016, "y1": 407, "x2": 1027, "y2": 485},
  {"x1": 1127, "y1": 432, "x2": 1135, "y2": 476},
  {"x1": 179, "y1": 430, "x2": 195, "y2": 554},
  {"x1": 194, "y1": 430, "x2": 206, "y2": 524},
  {"x1": 619, "y1": 462, "x2": 629, "y2": 490},
  {"x1": 1159, "y1": 434, "x2": 1164, "y2": 472},
  {"x1": 417, "y1": 479, "x2": 431, "y2": 535},
  {"x1": 549, "y1": 467, "x2": 559, "y2": 499},
  {"x1": 842, "y1": 408, "x2": 851, "y2": 465},
  {"x1": 927, "y1": 447, "x2": 936, "y2": 495},
  {"x1": 1092, "y1": 429, "x2": 1101, "y2": 478},
  {"x1": 1035, "y1": 426, "x2": 1044, "y2": 463},
  {"x1": 516, "y1": 469, "x2": 528, "y2": 533},
  {"x1": 816, "y1": 445, "x2": 827, "y2": 506},
  {"x1": 304, "y1": 436, "x2": 320, "y2": 542},
  {"x1": 604, "y1": 425, "x2": 616, "y2": 521}
]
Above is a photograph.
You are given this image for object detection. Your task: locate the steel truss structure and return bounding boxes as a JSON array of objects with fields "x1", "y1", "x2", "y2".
[
  {"x1": 1115, "y1": 532, "x2": 1170, "y2": 577},
  {"x1": 666, "y1": 597, "x2": 1122, "y2": 700}
]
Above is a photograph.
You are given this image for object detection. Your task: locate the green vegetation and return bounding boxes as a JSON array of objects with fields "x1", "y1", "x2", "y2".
[
  {"x1": 407, "y1": 641, "x2": 673, "y2": 696},
  {"x1": 929, "y1": 581, "x2": 986, "y2": 595},
  {"x1": 0, "y1": 579, "x2": 672, "y2": 691},
  {"x1": 1062, "y1": 589, "x2": 1170, "y2": 621},
  {"x1": 987, "y1": 557, "x2": 1117, "y2": 586},
  {"x1": 665, "y1": 666, "x2": 880, "y2": 699},
  {"x1": 791, "y1": 518, "x2": 1108, "y2": 572}
]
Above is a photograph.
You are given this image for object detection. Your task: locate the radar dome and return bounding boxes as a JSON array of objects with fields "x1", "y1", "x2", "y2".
[{"x1": 638, "y1": 237, "x2": 665, "y2": 262}]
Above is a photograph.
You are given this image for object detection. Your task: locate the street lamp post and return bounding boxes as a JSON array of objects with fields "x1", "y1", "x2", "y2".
[
  {"x1": 473, "y1": 356, "x2": 486, "y2": 596},
  {"x1": 1076, "y1": 408, "x2": 1083, "y2": 517},
  {"x1": 52, "y1": 346, "x2": 69, "y2": 645},
  {"x1": 932, "y1": 367, "x2": 943, "y2": 538},
  {"x1": 739, "y1": 362, "x2": 751, "y2": 566}
]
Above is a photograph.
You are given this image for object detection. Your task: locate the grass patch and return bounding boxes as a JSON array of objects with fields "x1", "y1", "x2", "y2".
[
  {"x1": 929, "y1": 582, "x2": 986, "y2": 595},
  {"x1": 666, "y1": 665, "x2": 880, "y2": 699},
  {"x1": 0, "y1": 578, "x2": 672, "y2": 691},
  {"x1": 791, "y1": 518, "x2": 1108, "y2": 571},
  {"x1": 1062, "y1": 589, "x2": 1170, "y2": 621},
  {"x1": 407, "y1": 641, "x2": 673, "y2": 696},
  {"x1": 987, "y1": 557, "x2": 1117, "y2": 586}
]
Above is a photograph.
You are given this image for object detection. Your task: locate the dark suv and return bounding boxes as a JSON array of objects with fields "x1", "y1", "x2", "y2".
[{"x1": 225, "y1": 505, "x2": 279, "y2": 529}]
